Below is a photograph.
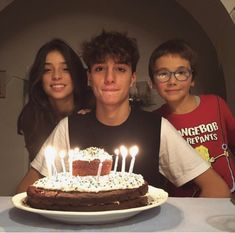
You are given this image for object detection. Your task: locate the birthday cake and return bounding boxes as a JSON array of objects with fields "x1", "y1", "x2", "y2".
[
  {"x1": 26, "y1": 147, "x2": 149, "y2": 211},
  {"x1": 26, "y1": 172, "x2": 148, "y2": 211}
]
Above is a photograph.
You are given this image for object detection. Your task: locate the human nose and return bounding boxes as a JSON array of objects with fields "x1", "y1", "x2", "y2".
[
  {"x1": 167, "y1": 72, "x2": 177, "y2": 84},
  {"x1": 52, "y1": 68, "x2": 62, "y2": 80},
  {"x1": 104, "y1": 68, "x2": 115, "y2": 84}
]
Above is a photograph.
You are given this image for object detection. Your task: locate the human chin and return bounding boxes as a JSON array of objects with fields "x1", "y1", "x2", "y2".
[
  {"x1": 101, "y1": 90, "x2": 119, "y2": 99},
  {"x1": 164, "y1": 94, "x2": 182, "y2": 102},
  {"x1": 99, "y1": 95, "x2": 119, "y2": 105}
]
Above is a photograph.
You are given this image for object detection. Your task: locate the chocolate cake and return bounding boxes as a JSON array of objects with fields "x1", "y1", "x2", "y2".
[
  {"x1": 26, "y1": 147, "x2": 149, "y2": 211},
  {"x1": 26, "y1": 172, "x2": 149, "y2": 211}
]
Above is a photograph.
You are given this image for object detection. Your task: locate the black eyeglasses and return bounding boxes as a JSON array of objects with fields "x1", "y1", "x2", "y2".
[{"x1": 153, "y1": 68, "x2": 193, "y2": 83}]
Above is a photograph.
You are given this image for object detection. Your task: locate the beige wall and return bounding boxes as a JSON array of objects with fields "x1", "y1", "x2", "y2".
[
  {"x1": 177, "y1": 0, "x2": 235, "y2": 114},
  {"x1": 0, "y1": 0, "x2": 233, "y2": 195}
]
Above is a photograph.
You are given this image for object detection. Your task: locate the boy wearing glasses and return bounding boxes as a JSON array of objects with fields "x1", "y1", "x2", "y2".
[
  {"x1": 17, "y1": 32, "x2": 230, "y2": 197},
  {"x1": 149, "y1": 39, "x2": 235, "y2": 197}
]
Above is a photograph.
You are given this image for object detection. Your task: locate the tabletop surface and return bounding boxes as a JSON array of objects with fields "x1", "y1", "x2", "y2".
[{"x1": 0, "y1": 196, "x2": 234, "y2": 232}]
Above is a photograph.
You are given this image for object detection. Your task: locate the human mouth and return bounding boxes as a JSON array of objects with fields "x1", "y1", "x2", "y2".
[
  {"x1": 165, "y1": 89, "x2": 180, "y2": 94},
  {"x1": 50, "y1": 84, "x2": 66, "y2": 91},
  {"x1": 102, "y1": 88, "x2": 118, "y2": 92}
]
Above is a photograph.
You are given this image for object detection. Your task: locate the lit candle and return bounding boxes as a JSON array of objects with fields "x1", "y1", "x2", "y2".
[
  {"x1": 113, "y1": 148, "x2": 119, "y2": 173},
  {"x1": 120, "y1": 145, "x2": 128, "y2": 174},
  {"x1": 50, "y1": 147, "x2": 57, "y2": 176},
  {"x1": 68, "y1": 149, "x2": 74, "y2": 176},
  {"x1": 44, "y1": 146, "x2": 57, "y2": 177},
  {"x1": 59, "y1": 150, "x2": 66, "y2": 173},
  {"x1": 129, "y1": 145, "x2": 139, "y2": 173}
]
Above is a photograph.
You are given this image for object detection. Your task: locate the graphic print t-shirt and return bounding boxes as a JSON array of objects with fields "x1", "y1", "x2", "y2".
[{"x1": 155, "y1": 94, "x2": 235, "y2": 194}]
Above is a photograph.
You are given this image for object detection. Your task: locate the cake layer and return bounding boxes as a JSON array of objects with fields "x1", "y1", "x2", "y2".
[
  {"x1": 26, "y1": 180, "x2": 148, "y2": 211},
  {"x1": 26, "y1": 194, "x2": 148, "y2": 211},
  {"x1": 72, "y1": 159, "x2": 112, "y2": 176},
  {"x1": 71, "y1": 147, "x2": 113, "y2": 176},
  {"x1": 27, "y1": 181, "x2": 148, "y2": 204},
  {"x1": 26, "y1": 168, "x2": 149, "y2": 212}
]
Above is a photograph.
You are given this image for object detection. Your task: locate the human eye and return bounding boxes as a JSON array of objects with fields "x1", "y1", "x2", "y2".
[
  {"x1": 93, "y1": 65, "x2": 105, "y2": 72},
  {"x1": 156, "y1": 70, "x2": 170, "y2": 79},
  {"x1": 159, "y1": 71, "x2": 168, "y2": 77},
  {"x1": 175, "y1": 68, "x2": 190, "y2": 78},
  {"x1": 177, "y1": 69, "x2": 187, "y2": 75},
  {"x1": 43, "y1": 66, "x2": 52, "y2": 73},
  {"x1": 62, "y1": 66, "x2": 69, "y2": 72},
  {"x1": 116, "y1": 66, "x2": 127, "y2": 73}
]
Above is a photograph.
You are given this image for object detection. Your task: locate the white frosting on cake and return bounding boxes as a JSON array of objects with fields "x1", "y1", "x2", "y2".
[
  {"x1": 73, "y1": 147, "x2": 112, "y2": 162},
  {"x1": 33, "y1": 172, "x2": 145, "y2": 192}
]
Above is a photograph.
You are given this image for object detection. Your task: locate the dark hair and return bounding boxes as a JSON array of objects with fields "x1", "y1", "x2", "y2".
[
  {"x1": 148, "y1": 39, "x2": 198, "y2": 81},
  {"x1": 17, "y1": 38, "x2": 88, "y2": 135},
  {"x1": 82, "y1": 30, "x2": 140, "y2": 72}
]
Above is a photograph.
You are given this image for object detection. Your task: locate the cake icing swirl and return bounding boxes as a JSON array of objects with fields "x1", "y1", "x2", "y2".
[
  {"x1": 73, "y1": 147, "x2": 112, "y2": 161},
  {"x1": 33, "y1": 171, "x2": 145, "y2": 192}
]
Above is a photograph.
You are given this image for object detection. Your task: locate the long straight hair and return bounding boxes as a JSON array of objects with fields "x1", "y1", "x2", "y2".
[{"x1": 18, "y1": 38, "x2": 88, "y2": 135}]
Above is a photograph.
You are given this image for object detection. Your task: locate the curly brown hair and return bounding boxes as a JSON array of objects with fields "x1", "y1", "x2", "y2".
[{"x1": 82, "y1": 30, "x2": 139, "y2": 73}]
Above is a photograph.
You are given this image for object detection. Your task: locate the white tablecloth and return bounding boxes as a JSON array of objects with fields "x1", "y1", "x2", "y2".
[{"x1": 0, "y1": 196, "x2": 234, "y2": 232}]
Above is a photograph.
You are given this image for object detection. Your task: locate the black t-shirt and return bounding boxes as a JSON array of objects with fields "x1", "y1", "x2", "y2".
[{"x1": 68, "y1": 108, "x2": 162, "y2": 187}]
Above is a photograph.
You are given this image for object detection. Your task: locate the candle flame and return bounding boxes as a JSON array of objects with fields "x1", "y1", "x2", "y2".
[
  {"x1": 120, "y1": 145, "x2": 128, "y2": 157},
  {"x1": 129, "y1": 145, "x2": 139, "y2": 157},
  {"x1": 74, "y1": 147, "x2": 80, "y2": 153},
  {"x1": 44, "y1": 146, "x2": 56, "y2": 162},
  {"x1": 114, "y1": 148, "x2": 119, "y2": 156},
  {"x1": 44, "y1": 146, "x2": 57, "y2": 176}
]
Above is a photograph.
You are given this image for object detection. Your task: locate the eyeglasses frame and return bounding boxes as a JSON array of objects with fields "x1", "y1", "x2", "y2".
[{"x1": 153, "y1": 68, "x2": 193, "y2": 83}]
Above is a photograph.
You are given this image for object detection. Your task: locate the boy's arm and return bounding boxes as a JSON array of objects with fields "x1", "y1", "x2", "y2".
[
  {"x1": 193, "y1": 167, "x2": 230, "y2": 197},
  {"x1": 160, "y1": 118, "x2": 230, "y2": 197},
  {"x1": 16, "y1": 117, "x2": 70, "y2": 193},
  {"x1": 16, "y1": 167, "x2": 43, "y2": 193}
]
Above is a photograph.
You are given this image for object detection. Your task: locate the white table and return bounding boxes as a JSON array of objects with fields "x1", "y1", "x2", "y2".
[{"x1": 0, "y1": 196, "x2": 234, "y2": 232}]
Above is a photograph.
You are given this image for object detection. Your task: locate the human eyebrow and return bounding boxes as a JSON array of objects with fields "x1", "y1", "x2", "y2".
[{"x1": 176, "y1": 66, "x2": 190, "y2": 70}]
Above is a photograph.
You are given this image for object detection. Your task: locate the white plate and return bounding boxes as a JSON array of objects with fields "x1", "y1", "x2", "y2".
[{"x1": 12, "y1": 186, "x2": 168, "y2": 224}]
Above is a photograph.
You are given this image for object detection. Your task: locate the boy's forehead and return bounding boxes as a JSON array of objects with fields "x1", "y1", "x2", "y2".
[{"x1": 93, "y1": 56, "x2": 129, "y2": 65}]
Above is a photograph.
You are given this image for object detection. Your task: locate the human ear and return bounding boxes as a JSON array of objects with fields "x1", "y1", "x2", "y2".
[
  {"x1": 147, "y1": 78, "x2": 153, "y2": 89},
  {"x1": 190, "y1": 80, "x2": 195, "y2": 87},
  {"x1": 130, "y1": 72, "x2": 137, "y2": 87}
]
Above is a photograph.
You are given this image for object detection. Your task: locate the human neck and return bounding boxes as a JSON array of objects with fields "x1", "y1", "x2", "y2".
[
  {"x1": 49, "y1": 97, "x2": 74, "y2": 120},
  {"x1": 96, "y1": 101, "x2": 131, "y2": 126},
  {"x1": 167, "y1": 95, "x2": 199, "y2": 114}
]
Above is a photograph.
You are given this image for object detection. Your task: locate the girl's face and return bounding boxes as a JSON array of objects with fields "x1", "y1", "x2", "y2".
[
  {"x1": 153, "y1": 54, "x2": 194, "y2": 104},
  {"x1": 42, "y1": 50, "x2": 74, "y2": 104}
]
